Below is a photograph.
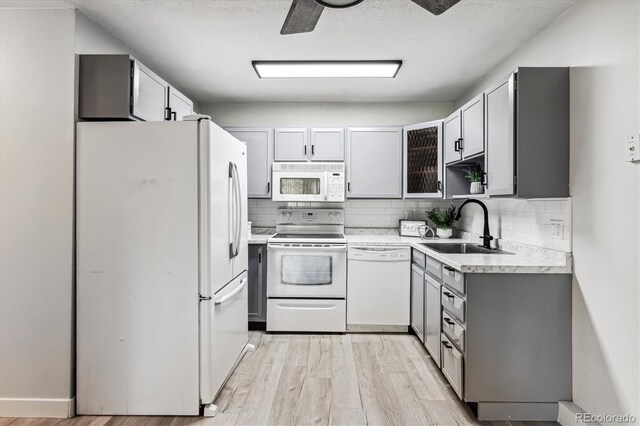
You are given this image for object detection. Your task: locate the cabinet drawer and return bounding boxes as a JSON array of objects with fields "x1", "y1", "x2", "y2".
[
  {"x1": 442, "y1": 311, "x2": 465, "y2": 352},
  {"x1": 426, "y1": 256, "x2": 442, "y2": 281},
  {"x1": 442, "y1": 286, "x2": 465, "y2": 323},
  {"x1": 441, "y1": 334, "x2": 464, "y2": 400},
  {"x1": 442, "y1": 265, "x2": 465, "y2": 295},
  {"x1": 412, "y1": 249, "x2": 426, "y2": 270}
]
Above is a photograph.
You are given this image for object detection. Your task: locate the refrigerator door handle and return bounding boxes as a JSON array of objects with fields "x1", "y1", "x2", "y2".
[
  {"x1": 233, "y1": 162, "x2": 243, "y2": 257},
  {"x1": 214, "y1": 277, "x2": 247, "y2": 305},
  {"x1": 228, "y1": 161, "x2": 237, "y2": 259}
]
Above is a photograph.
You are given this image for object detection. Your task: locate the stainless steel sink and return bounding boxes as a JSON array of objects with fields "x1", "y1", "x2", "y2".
[{"x1": 421, "y1": 243, "x2": 514, "y2": 255}]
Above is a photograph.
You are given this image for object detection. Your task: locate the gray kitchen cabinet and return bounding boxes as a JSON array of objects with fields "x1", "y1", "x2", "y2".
[
  {"x1": 274, "y1": 128, "x2": 308, "y2": 161},
  {"x1": 403, "y1": 120, "x2": 444, "y2": 198},
  {"x1": 460, "y1": 94, "x2": 485, "y2": 159},
  {"x1": 443, "y1": 110, "x2": 461, "y2": 164},
  {"x1": 411, "y1": 262, "x2": 425, "y2": 342},
  {"x1": 226, "y1": 128, "x2": 273, "y2": 198},
  {"x1": 248, "y1": 244, "x2": 267, "y2": 323},
  {"x1": 424, "y1": 274, "x2": 441, "y2": 367},
  {"x1": 309, "y1": 128, "x2": 345, "y2": 161},
  {"x1": 483, "y1": 67, "x2": 569, "y2": 198},
  {"x1": 132, "y1": 61, "x2": 168, "y2": 122},
  {"x1": 346, "y1": 127, "x2": 403, "y2": 198},
  {"x1": 167, "y1": 86, "x2": 193, "y2": 121},
  {"x1": 436, "y1": 265, "x2": 571, "y2": 421}
]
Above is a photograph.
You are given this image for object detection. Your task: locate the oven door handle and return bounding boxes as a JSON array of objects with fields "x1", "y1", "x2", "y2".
[
  {"x1": 267, "y1": 243, "x2": 346, "y2": 252},
  {"x1": 275, "y1": 302, "x2": 338, "y2": 311}
]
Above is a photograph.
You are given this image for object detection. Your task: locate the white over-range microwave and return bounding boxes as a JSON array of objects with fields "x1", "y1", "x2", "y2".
[{"x1": 272, "y1": 162, "x2": 345, "y2": 202}]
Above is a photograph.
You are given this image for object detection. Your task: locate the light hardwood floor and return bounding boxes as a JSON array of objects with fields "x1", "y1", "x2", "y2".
[{"x1": 1, "y1": 332, "x2": 558, "y2": 426}]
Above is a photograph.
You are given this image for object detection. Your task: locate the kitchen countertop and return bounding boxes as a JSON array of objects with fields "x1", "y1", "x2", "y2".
[{"x1": 248, "y1": 230, "x2": 572, "y2": 274}]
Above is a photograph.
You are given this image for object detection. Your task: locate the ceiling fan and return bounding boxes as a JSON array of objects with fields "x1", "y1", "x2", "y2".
[{"x1": 281, "y1": 0, "x2": 461, "y2": 35}]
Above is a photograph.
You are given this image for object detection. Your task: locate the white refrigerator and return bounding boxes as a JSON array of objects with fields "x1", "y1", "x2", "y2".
[{"x1": 76, "y1": 117, "x2": 249, "y2": 416}]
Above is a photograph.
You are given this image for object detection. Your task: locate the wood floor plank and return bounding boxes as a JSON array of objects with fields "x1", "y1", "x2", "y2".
[
  {"x1": 330, "y1": 335, "x2": 362, "y2": 410},
  {"x1": 392, "y1": 336, "x2": 448, "y2": 401},
  {"x1": 284, "y1": 335, "x2": 311, "y2": 367},
  {"x1": 268, "y1": 365, "x2": 307, "y2": 425},
  {"x1": 293, "y1": 377, "x2": 331, "y2": 425},
  {"x1": 327, "y1": 407, "x2": 366, "y2": 426},
  {"x1": 307, "y1": 336, "x2": 332, "y2": 379},
  {"x1": 351, "y1": 341, "x2": 391, "y2": 426}
]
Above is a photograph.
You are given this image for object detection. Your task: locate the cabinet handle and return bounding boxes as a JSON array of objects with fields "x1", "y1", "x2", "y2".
[
  {"x1": 304, "y1": 145, "x2": 307, "y2": 155},
  {"x1": 442, "y1": 341, "x2": 453, "y2": 349},
  {"x1": 348, "y1": 182, "x2": 351, "y2": 192},
  {"x1": 444, "y1": 318, "x2": 455, "y2": 325},
  {"x1": 437, "y1": 180, "x2": 442, "y2": 191},
  {"x1": 165, "y1": 107, "x2": 172, "y2": 121},
  {"x1": 481, "y1": 172, "x2": 488, "y2": 186},
  {"x1": 458, "y1": 138, "x2": 464, "y2": 150},
  {"x1": 267, "y1": 182, "x2": 271, "y2": 193},
  {"x1": 454, "y1": 139, "x2": 460, "y2": 152},
  {"x1": 443, "y1": 291, "x2": 455, "y2": 299},
  {"x1": 171, "y1": 111, "x2": 177, "y2": 121},
  {"x1": 443, "y1": 265, "x2": 455, "y2": 272},
  {"x1": 311, "y1": 145, "x2": 315, "y2": 155},
  {"x1": 258, "y1": 252, "x2": 262, "y2": 263}
]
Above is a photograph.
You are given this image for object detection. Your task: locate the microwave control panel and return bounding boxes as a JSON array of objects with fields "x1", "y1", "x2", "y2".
[{"x1": 327, "y1": 172, "x2": 345, "y2": 202}]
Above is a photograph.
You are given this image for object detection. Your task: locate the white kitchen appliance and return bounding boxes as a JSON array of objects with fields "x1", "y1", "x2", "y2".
[
  {"x1": 347, "y1": 245, "x2": 411, "y2": 332},
  {"x1": 267, "y1": 208, "x2": 347, "y2": 332},
  {"x1": 271, "y1": 162, "x2": 345, "y2": 202},
  {"x1": 76, "y1": 117, "x2": 250, "y2": 416}
]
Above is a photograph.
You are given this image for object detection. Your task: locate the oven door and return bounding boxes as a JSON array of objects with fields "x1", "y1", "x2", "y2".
[
  {"x1": 267, "y1": 243, "x2": 346, "y2": 298},
  {"x1": 272, "y1": 170, "x2": 328, "y2": 202}
]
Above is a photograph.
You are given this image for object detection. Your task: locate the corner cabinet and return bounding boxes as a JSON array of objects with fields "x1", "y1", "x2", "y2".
[
  {"x1": 225, "y1": 128, "x2": 274, "y2": 198},
  {"x1": 403, "y1": 120, "x2": 443, "y2": 198},
  {"x1": 346, "y1": 127, "x2": 403, "y2": 198}
]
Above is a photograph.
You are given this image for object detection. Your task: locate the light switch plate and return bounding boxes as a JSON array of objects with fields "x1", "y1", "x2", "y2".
[{"x1": 625, "y1": 134, "x2": 640, "y2": 162}]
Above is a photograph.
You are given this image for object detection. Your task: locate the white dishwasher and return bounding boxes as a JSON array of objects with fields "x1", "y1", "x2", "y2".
[{"x1": 347, "y1": 245, "x2": 411, "y2": 332}]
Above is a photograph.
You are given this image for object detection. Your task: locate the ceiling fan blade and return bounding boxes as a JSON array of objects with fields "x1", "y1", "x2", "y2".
[
  {"x1": 411, "y1": 0, "x2": 461, "y2": 15},
  {"x1": 281, "y1": 0, "x2": 324, "y2": 35}
]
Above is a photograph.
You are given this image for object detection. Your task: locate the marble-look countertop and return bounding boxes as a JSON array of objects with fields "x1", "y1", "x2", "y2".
[{"x1": 248, "y1": 228, "x2": 572, "y2": 274}]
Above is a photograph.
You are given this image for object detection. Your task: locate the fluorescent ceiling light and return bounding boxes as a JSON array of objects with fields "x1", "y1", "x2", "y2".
[{"x1": 252, "y1": 61, "x2": 402, "y2": 79}]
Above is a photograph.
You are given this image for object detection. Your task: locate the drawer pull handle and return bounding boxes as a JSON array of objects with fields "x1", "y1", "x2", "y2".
[
  {"x1": 443, "y1": 265, "x2": 455, "y2": 272},
  {"x1": 443, "y1": 291, "x2": 455, "y2": 299},
  {"x1": 442, "y1": 341, "x2": 453, "y2": 349},
  {"x1": 444, "y1": 318, "x2": 455, "y2": 325}
]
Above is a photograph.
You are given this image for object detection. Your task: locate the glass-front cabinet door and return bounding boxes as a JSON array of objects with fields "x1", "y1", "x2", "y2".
[{"x1": 403, "y1": 120, "x2": 444, "y2": 198}]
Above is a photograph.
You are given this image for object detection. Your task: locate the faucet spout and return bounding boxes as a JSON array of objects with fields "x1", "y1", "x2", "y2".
[{"x1": 454, "y1": 199, "x2": 494, "y2": 249}]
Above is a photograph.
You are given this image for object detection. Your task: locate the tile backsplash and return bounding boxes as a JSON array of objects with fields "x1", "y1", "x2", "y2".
[{"x1": 249, "y1": 197, "x2": 572, "y2": 252}]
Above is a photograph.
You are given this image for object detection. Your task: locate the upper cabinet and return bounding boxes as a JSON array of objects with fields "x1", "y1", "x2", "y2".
[
  {"x1": 167, "y1": 87, "x2": 194, "y2": 121},
  {"x1": 309, "y1": 128, "x2": 345, "y2": 161},
  {"x1": 78, "y1": 54, "x2": 193, "y2": 122},
  {"x1": 444, "y1": 94, "x2": 485, "y2": 165},
  {"x1": 347, "y1": 127, "x2": 403, "y2": 199},
  {"x1": 403, "y1": 120, "x2": 443, "y2": 198},
  {"x1": 484, "y1": 67, "x2": 569, "y2": 198},
  {"x1": 226, "y1": 128, "x2": 274, "y2": 199},
  {"x1": 274, "y1": 128, "x2": 345, "y2": 162},
  {"x1": 274, "y1": 128, "x2": 308, "y2": 161}
]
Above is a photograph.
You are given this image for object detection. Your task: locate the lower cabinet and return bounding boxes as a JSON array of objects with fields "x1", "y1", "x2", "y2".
[
  {"x1": 424, "y1": 274, "x2": 441, "y2": 367},
  {"x1": 248, "y1": 244, "x2": 267, "y2": 323},
  {"x1": 410, "y1": 261, "x2": 425, "y2": 342}
]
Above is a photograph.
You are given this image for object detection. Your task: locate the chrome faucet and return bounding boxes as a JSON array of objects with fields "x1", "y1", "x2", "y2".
[{"x1": 454, "y1": 199, "x2": 494, "y2": 249}]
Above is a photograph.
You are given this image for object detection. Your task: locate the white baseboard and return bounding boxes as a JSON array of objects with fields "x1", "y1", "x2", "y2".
[
  {"x1": 0, "y1": 397, "x2": 75, "y2": 418},
  {"x1": 558, "y1": 400, "x2": 592, "y2": 426}
]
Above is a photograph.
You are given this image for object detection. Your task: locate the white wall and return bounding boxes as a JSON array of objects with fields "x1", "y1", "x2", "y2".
[
  {"x1": 200, "y1": 101, "x2": 454, "y2": 128},
  {"x1": 0, "y1": 8, "x2": 76, "y2": 417},
  {"x1": 455, "y1": 0, "x2": 639, "y2": 419}
]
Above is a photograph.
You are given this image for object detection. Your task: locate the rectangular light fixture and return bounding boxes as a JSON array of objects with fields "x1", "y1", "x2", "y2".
[{"x1": 252, "y1": 60, "x2": 402, "y2": 79}]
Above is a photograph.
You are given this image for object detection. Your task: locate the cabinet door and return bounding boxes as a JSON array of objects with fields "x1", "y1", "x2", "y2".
[
  {"x1": 309, "y1": 128, "x2": 345, "y2": 161},
  {"x1": 274, "y1": 128, "x2": 308, "y2": 161},
  {"x1": 460, "y1": 94, "x2": 485, "y2": 159},
  {"x1": 424, "y1": 276, "x2": 441, "y2": 367},
  {"x1": 346, "y1": 127, "x2": 403, "y2": 198},
  {"x1": 167, "y1": 87, "x2": 193, "y2": 121},
  {"x1": 226, "y1": 128, "x2": 273, "y2": 198},
  {"x1": 485, "y1": 75, "x2": 515, "y2": 196},
  {"x1": 248, "y1": 245, "x2": 266, "y2": 322},
  {"x1": 411, "y1": 264, "x2": 425, "y2": 342},
  {"x1": 403, "y1": 120, "x2": 443, "y2": 198},
  {"x1": 443, "y1": 110, "x2": 462, "y2": 164},
  {"x1": 132, "y1": 60, "x2": 168, "y2": 122}
]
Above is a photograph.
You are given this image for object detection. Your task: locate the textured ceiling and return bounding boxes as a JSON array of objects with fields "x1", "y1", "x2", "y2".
[{"x1": 2, "y1": 0, "x2": 580, "y2": 103}]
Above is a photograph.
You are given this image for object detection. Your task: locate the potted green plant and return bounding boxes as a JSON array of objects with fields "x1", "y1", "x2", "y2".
[
  {"x1": 426, "y1": 204, "x2": 457, "y2": 239},
  {"x1": 464, "y1": 165, "x2": 484, "y2": 194}
]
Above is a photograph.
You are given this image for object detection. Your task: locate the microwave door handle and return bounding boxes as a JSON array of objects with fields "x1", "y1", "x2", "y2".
[{"x1": 324, "y1": 171, "x2": 329, "y2": 201}]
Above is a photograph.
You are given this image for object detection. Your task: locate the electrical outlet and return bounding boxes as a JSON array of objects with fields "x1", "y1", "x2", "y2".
[
  {"x1": 547, "y1": 219, "x2": 564, "y2": 239},
  {"x1": 625, "y1": 134, "x2": 640, "y2": 162}
]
